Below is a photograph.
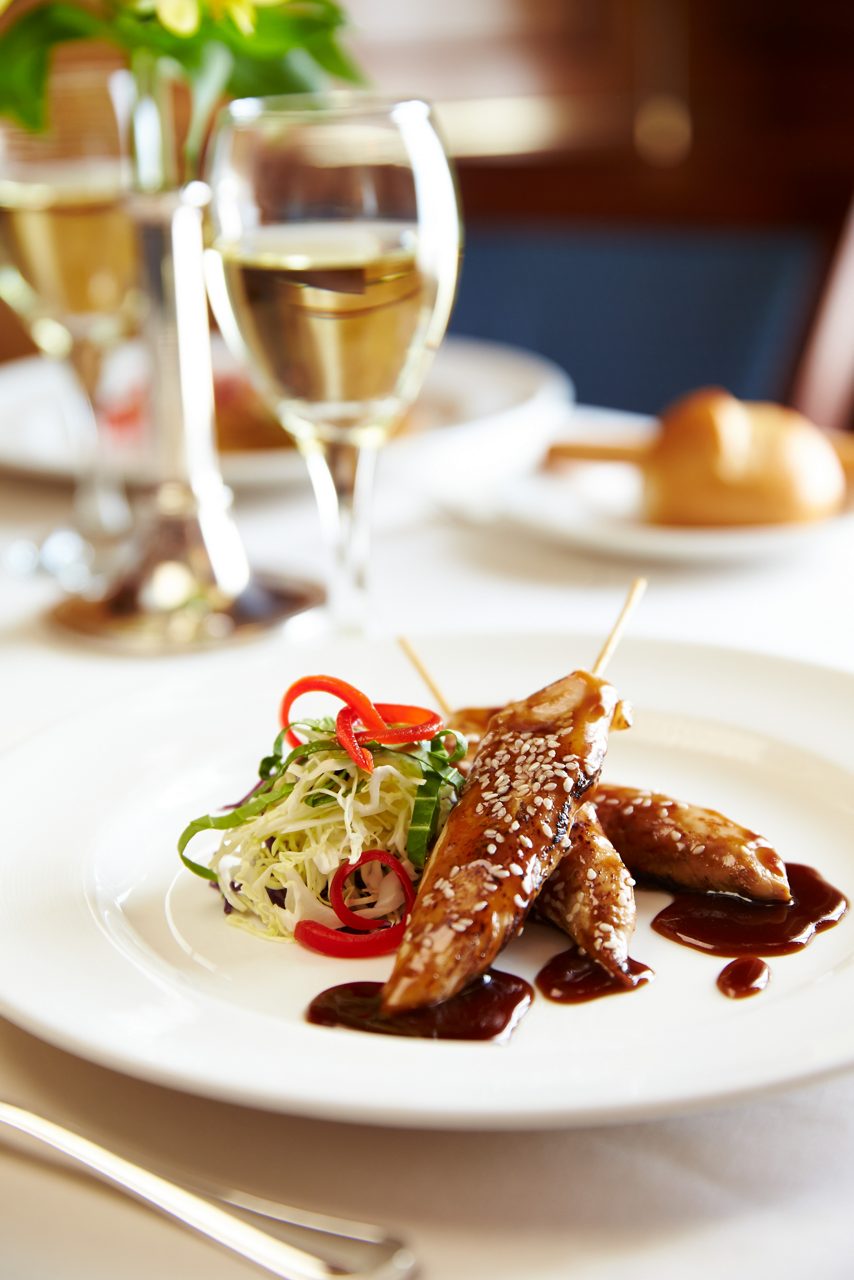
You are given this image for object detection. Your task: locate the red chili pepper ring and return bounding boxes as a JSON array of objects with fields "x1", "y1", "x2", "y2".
[
  {"x1": 330, "y1": 849, "x2": 416, "y2": 931},
  {"x1": 294, "y1": 850, "x2": 416, "y2": 959},
  {"x1": 294, "y1": 918, "x2": 406, "y2": 958}
]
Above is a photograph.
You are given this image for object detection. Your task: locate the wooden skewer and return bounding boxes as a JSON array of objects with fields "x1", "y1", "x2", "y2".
[
  {"x1": 544, "y1": 440, "x2": 650, "y2": 469},
  {"x1": 397, "y1": 636, "x2": 453, "y2": 718},
  {"x1": 591, "y1": 577, "x2": 648, "y2": 678},
  {"x1": 398, "y1": 580, "x2": 647, "y2": 721},
  {"x1": 547, "y1": 430, "x2": 854, "y2": 490}
]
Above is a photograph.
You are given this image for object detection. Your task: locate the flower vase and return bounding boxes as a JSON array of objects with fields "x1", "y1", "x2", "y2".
[{"x1": 52, "y1": 59, "x2": 322, "y2": 650}]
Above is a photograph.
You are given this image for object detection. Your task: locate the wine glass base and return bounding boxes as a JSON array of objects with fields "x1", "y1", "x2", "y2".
[{"x1": 49, "y1": 573, "x2": 324, "y2": 654}]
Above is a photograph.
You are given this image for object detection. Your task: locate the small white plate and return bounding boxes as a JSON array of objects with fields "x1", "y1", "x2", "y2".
[
  {"x1": 0, "y1": 632, "x2": 852, "y2": 1129},
  {"x1": 438, "y1": 410, "x2": 854, "y2": 564},
  {"x1": 0, "y1": 336, "x2": 572, "y2": 491}
]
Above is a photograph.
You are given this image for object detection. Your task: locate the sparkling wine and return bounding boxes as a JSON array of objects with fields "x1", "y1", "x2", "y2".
[{"x1": 207, "y1": 222, "x2": 438, "y2": 441}]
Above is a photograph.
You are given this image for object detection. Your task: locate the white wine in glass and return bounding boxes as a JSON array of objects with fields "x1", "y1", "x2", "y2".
[
  {"x1": 0, "y1": 64, "x2": 139, "y2": 586},
  {"x1": 0, "y1": 164, "x2": 137, "y2": 340},
  {"x1": 206, "y1": 94, "x2": 461, "y2": 630}
]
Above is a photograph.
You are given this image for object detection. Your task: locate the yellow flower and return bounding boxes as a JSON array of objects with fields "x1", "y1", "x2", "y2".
[
  {"x1": 209, "y1": 0, "x2": 254, "y2": 35},
  {"x1": 151, "y1": 0, "x2": 292, "y2": 37},
  {"x1": 155, "y1": 0, "x2": 201, "y2": 35}
]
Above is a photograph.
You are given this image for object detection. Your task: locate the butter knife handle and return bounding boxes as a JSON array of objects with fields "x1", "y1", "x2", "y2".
[{"x1": 0, "y1": 1101, "x2": 414, "y2": 1280}]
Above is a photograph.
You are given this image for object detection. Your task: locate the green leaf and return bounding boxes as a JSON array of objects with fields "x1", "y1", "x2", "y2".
[
  {"x1": 184, "y1": 41, "x2": 234, "y2": 171},
  {"x1": 110, "y1": 10, "x2": 211, "y2": 67},
  {"x1": 225, "y1": 47, "x2": 324, "y2": 99},
  {"x1": 303, "y1": 31, "x2": 365, "y2": 84},
  {"x1": 0, "y1": 4, "x2": 107, "y2": 130},
  {"x1": 0, "y1": 0, "x2": 362, "y2": 134},
  {"x1": 210, "y1": 5, "x2": 347, "y2": 60}
]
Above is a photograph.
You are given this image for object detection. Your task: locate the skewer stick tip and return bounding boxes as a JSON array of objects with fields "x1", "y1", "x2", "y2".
[
  {"x1": 591, "y1": 577, "x2": 648, "y2": 677},
  {"x1": 397, "y1": 636, "x2": 454, "y2": 719}
]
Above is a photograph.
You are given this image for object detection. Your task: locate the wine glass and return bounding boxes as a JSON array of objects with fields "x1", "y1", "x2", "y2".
[
  {"x1": 204, "y1": 93, "x2": 461, "y2": 631},
  {"x1": 0, "y1": 60, "x2": 138, "y2": 589}
]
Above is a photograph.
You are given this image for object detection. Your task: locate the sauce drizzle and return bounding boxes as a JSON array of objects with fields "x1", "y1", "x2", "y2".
[
  {"x1": 717, "y1": 956, "x2": 770, "y2": 999},
  {"x1": 536, "y1": 946, "x2": 653, "y2": 1003},
  {"x1": 652, "y1": 863, "x2": 847, "y2": 957},
  {"x1": 307, "y1": 969, "x2": 533, "y2": 1042}
]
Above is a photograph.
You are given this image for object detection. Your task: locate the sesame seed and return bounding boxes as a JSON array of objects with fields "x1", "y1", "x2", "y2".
[{"x1": 519, "y1": 835, "x2": 533, "y2": 849}]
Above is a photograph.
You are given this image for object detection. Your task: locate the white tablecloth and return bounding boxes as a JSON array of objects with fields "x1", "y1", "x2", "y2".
[{"x1": 1, "y1": 410, "x2": 853, "y2": 1280}]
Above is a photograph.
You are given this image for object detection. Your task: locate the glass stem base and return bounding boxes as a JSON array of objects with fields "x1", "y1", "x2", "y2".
[
  {"x1": 302, "y1": 438, "x2": 379, "y2": 634},
  {"x1": 50, "y1": 480, "x2": 323, "y2": 652}
]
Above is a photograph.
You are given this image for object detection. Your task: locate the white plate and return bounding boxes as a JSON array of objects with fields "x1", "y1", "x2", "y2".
[
  {"x1": 439, "y1": 409, "x2": 854, "y2": 564},
  {"x1": 1, "y1": 632, "x2": 852, "y2": 1129},
  {"x1": 0, "y1": 336, "x2": 572, "y2": 491}
]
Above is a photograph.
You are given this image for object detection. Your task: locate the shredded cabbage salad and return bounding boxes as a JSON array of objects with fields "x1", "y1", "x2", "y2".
[{"x1": 178, "y1": 718, "x2": 466, "y2": 941}]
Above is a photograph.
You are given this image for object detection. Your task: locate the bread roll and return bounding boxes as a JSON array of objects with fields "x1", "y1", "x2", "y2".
[{"x1": 644, "y1": 388, "x2": 846, "y2": 525}]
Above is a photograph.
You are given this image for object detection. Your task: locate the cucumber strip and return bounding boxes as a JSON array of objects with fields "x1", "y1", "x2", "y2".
[{"x1": 406, "y1": 771, "x2": 444, "y2": 868}]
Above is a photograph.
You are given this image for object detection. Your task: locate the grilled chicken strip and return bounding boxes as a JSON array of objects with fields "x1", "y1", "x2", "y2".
[
  {"x1": 594, "y1": 784, "x2": 791, "y2": 902},
  {"x1": 447, "y1": 707, "x2": 500, "y2": 774},
  {"x1": 537, "y1": 802, "x2": 637, "y2": 983},
  {"x1": 450, "y1": 701, "x2": 632, "y2": 774},
  {"x1": 381, "y1": 671, "x2": 623, "y2": 1015}
]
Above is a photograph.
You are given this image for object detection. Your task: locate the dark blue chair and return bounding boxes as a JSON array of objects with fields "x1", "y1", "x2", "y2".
[{"x1": 449, "y1": 225, "x2": 822, "y2": 414}]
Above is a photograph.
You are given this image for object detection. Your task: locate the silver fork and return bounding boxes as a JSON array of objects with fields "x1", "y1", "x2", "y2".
[{"x1": 0, "y1": 1100, "x2": 416, "y2": 1280}]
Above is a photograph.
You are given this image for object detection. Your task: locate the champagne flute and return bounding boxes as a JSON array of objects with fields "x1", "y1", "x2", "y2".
[
  {"x1": 204, "y1": 93, "x2": 461, "y2": 631},
  {"x1": 0, "y1": 60, "x2": 138, "y2": 588}
]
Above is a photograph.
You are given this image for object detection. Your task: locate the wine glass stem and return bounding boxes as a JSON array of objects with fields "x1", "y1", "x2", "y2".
[
  {"x1": 302, "y1": 438, "x2": 379, "y2": 633},
  {"x1": 67, "y1": 337, "x2": 132, "y2": 543}
]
